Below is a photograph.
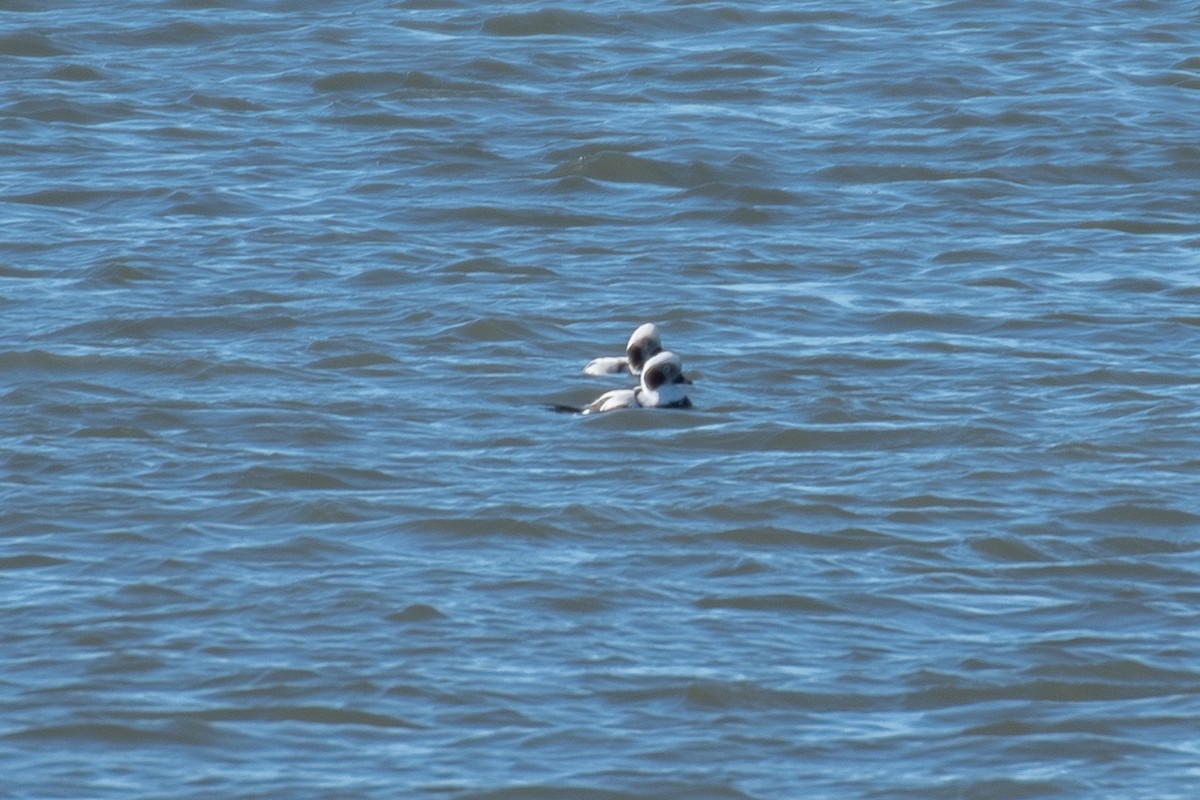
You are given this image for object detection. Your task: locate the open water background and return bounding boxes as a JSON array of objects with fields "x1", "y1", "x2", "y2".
[{"x1": 3, "y1": 1, "x2": 1200, "y2": 797}]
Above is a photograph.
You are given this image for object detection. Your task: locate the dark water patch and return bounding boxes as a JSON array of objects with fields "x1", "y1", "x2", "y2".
[
  {"x1": 211, "y1": 535, "x2": 364, "y2": 566},
  {"x1": 0, "y1": 349, "x2": 199, "y2": 378},
  {"x1": 160, "y1": 189, "x2": 264, "y2": 217},
  {"x1": 307, "y1": 352, "x2": 398, "y2": 370},
  {"x1": 931, "y1": 108, "x2": 1064, "y2": 131},
  {"x1": 1067, "y1": 503, "x2": 1200, "y2": 528},
  {"x1": 188, "y1": 92, "x2": 267, "y2": 112},
  {"x1": 0, "y1": 30, "x2": 68, "y2": 57},
  {"x1": 962, "y1": 275, "x2": 1031, "y2": 289},
  {"x1": 1032, "y1": 367, "x2": 1200, "y2": 389},
  {"x1": 10, "y1": 186, "x2": 156, "y2": 210},
  {"x1": 1099, "y1": 276, "x2": 1174, "y2": 294},
  {"x1": 388, "y1": 603, "x2": 447, "y2": 623},
  {"x1": 463, "y1": 56, "x2": 535, "y2": 81},
  {"x1": 704, "y1": 47, "x2": 790, "y2": 68},
  {"x1": 293, "y1": 498, "x2": 377, "y2": 525},
  {"x1": 444, "y1": 705, "x2": 543, "y2": 730},
  {"x1": 481, "y1": 9, "x2": 620, "y2": 38},
  {"x1": 1008, "y1": 560, "x2": 1195, "y2": 586},
  {"x1": 1096, "y1": 535, "x2": 1196, "y2": 556},
  {"x1": 935, "y1": 248, "x2": 1006, "y2": 265},
  {"x1": 705, "y1": 557, "x2": 773, "y2": 578},
  {"x1": 0, "y1": 511, "x2": 73, "y2": 539},
  {"x1": 5, "y1": 720, "x2": 221, "y2": 747},
  {"x1": 438, "y1": 204, "x2": 619, "y2": 228},
  {"x1": 94, "y1": 582, "x2": 196, "y2": 611},
  {"x1": 87, "y1": 651, "x2": 169, "y2": 675},
  {"x1": 5, "y1": 95, "x2": 143, "y2": 124},
  {"x1": 1130, "y1": 71, "x2": 1200, "y2": 91},
  {"x1": 456, "y1": 788, "x2": 643, "y2": 800},
  {"x1": 546, "y1": 174, "x2": 600, "y2": 193},
  {"x1": 903, "y1": 672, "x2": 1195, "y2": 709},
  {"x1": 327, "y1": 110, "x2": 457, "y2": 129},
  {"x1": 147, "y1": 124, "x2": 234, "y2": 142},
  {"x1": 76, "y1": 259, "x2": 159, "y2": 286},
  {"x1": 879, "y1": 73, "x2": 995, "y2": 100},
  {"x1": 0, "y1": 554, "x2": 69, "y2": 570},
  {"x1": 603, "y1": 679, "x2": 883, "y2": 715},
  {"x1": 443, "y1": 316, "x2": 551, "y2": 345},
  {"x1": 963, "y1": 717, "x2": 1119, "y2": 738},
  {"x1": 868, "y1": 310, "x2": 993, "y2": 334},
  {"x1": 209, "y1": 288, "x2": 304, "y2": 307},
  {"x1": 543, "y1": 140, "x2": 654, "y2": 164},
  {"x1": 395, "y1": 0, "x2": 465, "y2": 9},
  {"x1": 546, "y1": 151, "x2": 724, "y2": 189},
  {"x1": 209, "y1": 465, "x2": 394, "y2": 492},
  {"x1": 49, "y1": 63, "x2": 103, "y2": 81},
  {"x1": 680, "y1": 205, "x2": 775, "y2": 225},
  {"x1": 1077, "y1": 218, "x2": 1197, "y2": 235},
  {"x1": 535, "y1": 594, "x2": 614, "y2": 614},
  {"x1": 0, "y1": 264, "x2": 55, "y2": 279},
  {"x1": 412, "y1": 515, "x2": 570, "y2": 540},
  {"x1": 724, "y1": 206, "x2": 772, "y2": 225},
  {"x1": 70, "y1": 425, "x2": 158, "y2": 440},
  {"x1": 713, "y1": 526, "x2": 890, "y2": 551},
  {"x1": 191, "y1": 359, "x2": 293, "y2": 382},
  {"x1": 1166, "y1": 314, "x2": 1200, "y2": 327},
  {"x1": 196, "y1": 666, "x2": 323, "y2": 693},
  {"x1": 312, "y1": 69, "x2": 489, "y2": 96},
  {"x1": 94, "y1": 19, "x2": 242, "y2": 48},
  {"x1": 970, "y1": 536, "x2": 1052, "y2": 563},
  {"x1": 1005, "y1": 160, "x2": 1148, "y2": 187},
  {"x1": 687, "y1": 502, "x2": 779, "y2": 526},
  {"x1": 678, "y1": 182, "x2": 806, "y2": 206},
  {"x1": 695, "y1": 593, "x2": 839, "y2": 614},
  {"x1": 1027, "y1": 657, "x2": 1200, "y2": 688},
  {"x1": 871, "y1": 777, "x2": 1079, "y2": 800},
  {"x1": 348, "y1": 266, "x2": 423, "y2": 287},
  {"x1": 408, "y1": 140, "x2": 506, "y2": 169},
  {"x1": 661, "y1": 61, "x2": 779, "y2": 85},
  {"x1": 816, "y1": 163, "x2": 993, "y2": 184}
]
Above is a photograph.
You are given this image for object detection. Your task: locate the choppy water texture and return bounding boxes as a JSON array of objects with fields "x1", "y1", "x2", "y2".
[{"x1": 4, "y1": 1, "x2": 1200, "y2": 798}]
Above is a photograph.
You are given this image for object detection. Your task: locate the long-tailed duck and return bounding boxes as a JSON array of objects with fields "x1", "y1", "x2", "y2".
[
  {"x1": 558, "y1": 350, "x2": 692, "y2": 414},
  {"x1": 582, "y1": 322, "x2": 663, "y2": 377}
]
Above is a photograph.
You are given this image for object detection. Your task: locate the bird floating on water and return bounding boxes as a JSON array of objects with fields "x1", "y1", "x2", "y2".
[
  {"x1": 555, "y1": 349, "x2": 692, "y2": 414},
  {"x1": 582, "y1": 322, "x2": 663, "y2": 377}
]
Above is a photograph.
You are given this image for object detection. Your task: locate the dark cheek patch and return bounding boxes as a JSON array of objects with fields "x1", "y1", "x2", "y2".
[{"x1": 628, "y1": 341, "x2": 662, "y2": 372}]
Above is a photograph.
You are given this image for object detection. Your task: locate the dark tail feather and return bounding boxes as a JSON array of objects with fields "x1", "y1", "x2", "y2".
[{"x1": 547, "y1": 403, "x2": 583, "y2": 414}]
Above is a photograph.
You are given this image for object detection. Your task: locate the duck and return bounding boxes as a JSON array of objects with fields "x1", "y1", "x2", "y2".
[
  {"x1": 556, "y1": 350, "x2": 692, "y2": 414},
  {"x1": 582, "y1": 322, "x2": 663, "y2": 377}
]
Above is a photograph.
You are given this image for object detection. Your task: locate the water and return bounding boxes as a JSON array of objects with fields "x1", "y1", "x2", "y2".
[{"x1": 3, "y1": 1, "x2": 1200, "y2": 797}]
